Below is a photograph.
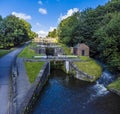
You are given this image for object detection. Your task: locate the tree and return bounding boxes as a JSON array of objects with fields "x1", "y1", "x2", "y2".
[
  {"x1": 58, "y1": 12, "x2": 80, "y2": 46},
  {"x1": 0, "y1": 15, "x2": 36, "y2": 48},
  {"x1": 47, "y1": 29, "x2": 57, "y2": 38},
  {"x1": 57, "y1": 0, "x2": 120, "y2": 72}
]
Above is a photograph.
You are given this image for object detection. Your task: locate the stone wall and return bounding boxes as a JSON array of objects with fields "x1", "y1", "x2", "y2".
[
  {"x1": 18, "y1": 61, "x2": 50, "y2": 114},
  {"x1": 109, "y1": 88, "x2": 120, "y2": 96},
  {"x1": 69, "y1": 62, "x2": 94, "y2": 82},
  {"x1": 9, "y1": 62, "x2": 18, "y2": 114}
]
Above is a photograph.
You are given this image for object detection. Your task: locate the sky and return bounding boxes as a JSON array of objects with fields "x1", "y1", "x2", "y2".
[{"x1": 0, "y1": 0, "x2": 109, "y2": 37}]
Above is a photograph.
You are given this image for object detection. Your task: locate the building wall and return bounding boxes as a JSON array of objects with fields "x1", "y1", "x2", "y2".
[
  {"x1": 78, "y1": 48, "x2": 89, "y2": 56},
  {"x1": 73, "y1": 44, "x2": 89, "y2": 56}
]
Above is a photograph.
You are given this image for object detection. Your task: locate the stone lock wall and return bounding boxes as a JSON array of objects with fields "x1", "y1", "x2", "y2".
[
  {"x1": 69, "y1": 62, "x2": 94, "y2": 82},
  {"x1": 18, "y1": 61, "x2": 50, "y2": 114}
]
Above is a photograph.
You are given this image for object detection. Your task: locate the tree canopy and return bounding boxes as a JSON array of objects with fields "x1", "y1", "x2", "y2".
[
  {"x1": 0, "y1": 15, "x2": 37, "y2": 48},
  {"x1": 47, "y1": 29, "x2": 57, "y2": 38},
  {"x1": 57, "y1": 0, "x2": 120, "y2": 72}
]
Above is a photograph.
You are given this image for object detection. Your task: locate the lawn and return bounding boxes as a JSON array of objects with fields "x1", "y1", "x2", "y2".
[
  {"x1": 19, "y1": 46, "x2": 39, "y2": 58},
  {"x1": 24, "y1": 62, "x2": 45, "y2": 83},
  {"x1": 0, "y1": 49, "x2": 11, "y2": 57},
  {"x1": 74, "y1": 56, "x2": 102, "y2": 81},
  {"x1": 108, "y1": 77, "x2": 120, "y2": 91}
]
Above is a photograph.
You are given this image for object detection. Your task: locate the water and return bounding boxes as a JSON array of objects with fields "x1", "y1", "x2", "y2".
[{"x1": 33, "y1": 69, "x2": 120, "y2": 114}]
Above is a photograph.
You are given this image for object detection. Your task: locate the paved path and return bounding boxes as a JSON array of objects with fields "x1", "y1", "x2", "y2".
[
  {"x1": 16, "y1": 58, "x2": 31, "y2": 110},
  {"x1": 0, "y1": 47, "x2": 24, "y2": 114}
]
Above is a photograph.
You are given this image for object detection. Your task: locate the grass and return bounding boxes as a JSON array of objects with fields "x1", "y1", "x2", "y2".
[
  {"x1": 74, "y1": 56, "x2": 102, "y2": 81},
  {"x1": 59, "y1": 43, "x2": 71, "y2": 55},
  {"x1": 108, "y1": 77, "x2": 120, "y2": 91},
  {"x1": 19, "y1": 46, "x2": 39, "y2": 58},
  {"x1": 0, "y1": 50, "x2": 10, "y2": 57},
  {"x1": 24, "y1": 62, "x2": 45, "y2": 83},
  {"x1": 0, "y1": 49, "x2": 14, "y2": 58},
  {"x1": 30, "y1": 42, "x2": 37, "y2": 47}
]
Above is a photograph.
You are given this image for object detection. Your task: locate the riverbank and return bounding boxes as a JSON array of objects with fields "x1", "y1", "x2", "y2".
[
  {"x1": 108, "y1": 77, "x2": 120, "y2": 96},
  {"x1": 74, "y1": 56, "x2": 102, "y2": 82}
]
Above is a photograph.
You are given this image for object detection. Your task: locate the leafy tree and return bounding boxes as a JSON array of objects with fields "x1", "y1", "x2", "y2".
[
  {"x1": 57, "y1": 0, "x2": 120, "y2": 72},
  {"x1": 0, "y1": 15, "x2": 36, "y2": 48},
  {"x1": 47, "y1": 29, "x2": 57, "y2": 38},
  {"x1": 58, "y1": 12, "x2": 80, "y2": 46}
]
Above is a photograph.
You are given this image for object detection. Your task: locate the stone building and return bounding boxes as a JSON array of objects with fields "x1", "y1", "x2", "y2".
[{"x1": 73, "y1": 43, "x2": 89, "y2": 56}]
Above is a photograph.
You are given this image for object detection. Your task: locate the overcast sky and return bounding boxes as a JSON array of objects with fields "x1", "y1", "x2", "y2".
[{"x1": 0, "y1": 0, "x2": 108, "y2": 37}]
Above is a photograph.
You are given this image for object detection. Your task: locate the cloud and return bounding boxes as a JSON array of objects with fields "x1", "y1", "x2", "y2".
[
  {"x1": 12, "y1": 12, "x2": 31, "y2": 20},
  {"x1": 39, "y1": 8, "x2": 47, "y2": 15},
  {"x1": 58, "y1": 8, "x2": 79, "y2": 22},
  {"x1": 37, "y1": 30, "x2": 48, "y2": 37},
  {"x1": 36, "y1": 22, "x2": 41, "y2": 27},
  {"x1": 38, "y1": 0, "x2": 42, "y2": 5}
]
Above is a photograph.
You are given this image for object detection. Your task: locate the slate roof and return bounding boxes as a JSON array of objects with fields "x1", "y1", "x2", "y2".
[{"x1": 74, "y1": 43, "x2": 89, "y2": 49}]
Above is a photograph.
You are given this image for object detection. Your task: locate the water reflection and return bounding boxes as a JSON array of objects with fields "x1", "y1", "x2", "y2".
[{"x1": 33, "y1": 70, "x2": 120, "y2": 114}]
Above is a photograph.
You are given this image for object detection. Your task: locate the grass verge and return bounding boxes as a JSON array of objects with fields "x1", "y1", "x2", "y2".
[
  {"x1": 74, "y1": 56, "x2": 102, "y2": 81},
  {"x1": 0, "y1": 49, "x2": 14, "y2": 58},
  {"x1": 24, "y1": 62, "x2": 45, "y2": 83},
  {"x1": 19, "y1": 46, "x2": 39, "y2": 58},
  {"x1": 108, "y1": 77, "x2": 120, "y2": 91}
]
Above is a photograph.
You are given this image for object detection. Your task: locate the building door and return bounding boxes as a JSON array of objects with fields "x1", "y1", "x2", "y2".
[{"x1": 82, "y1": 50, "x2": 85, "y2": 56}]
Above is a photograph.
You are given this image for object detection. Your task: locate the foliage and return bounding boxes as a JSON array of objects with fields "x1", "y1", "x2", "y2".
[
  {"x1": 74, "y1": 57, "x2": 102, "y2": 81},
  {"x1": 59, "y1": 43, "x2": 71, "y2": 55},
  {"x1": 0, "y1": 15, "x2": 37, "y2": 49},
  {"x1": 58, "y1": 12, "x2": 80, "y2": 46},
  {"x1": 0, "y1": 49, "x2": 10, "y2": 57},
  {"x1": 25, "y1": 62, "x2": 45, "y2": 83},
  {"x1": 108, "y1": 77, "x2": 120, "y2": 91},
  {"x1": 47, "y1": 29, "x2": 58, "y2": 38},
  {"x1": 57, "y1": 0, "x2": 120, "y2": 72}
]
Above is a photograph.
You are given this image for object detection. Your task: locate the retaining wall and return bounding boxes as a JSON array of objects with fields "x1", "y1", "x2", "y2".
[
  {"x1": 69, "y1": 62, "x2": 94, "y2": 82},
  {"x1": 18, "y1": 61, "x2": 50, "y2": 114}
]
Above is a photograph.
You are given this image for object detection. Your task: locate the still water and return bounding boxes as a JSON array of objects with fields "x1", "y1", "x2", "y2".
[{"x1": 33, "y1": 69, "x2": 120, "y2": 114}]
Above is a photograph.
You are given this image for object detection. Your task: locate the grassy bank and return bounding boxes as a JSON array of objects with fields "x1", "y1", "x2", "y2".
[
  {"x1": 24, "y1": 62, "x2": 45, "y2": 83},
  {"x1": 19, "y1": 46, "x2": 39, "y2": 58},
  {"x1": 0, "y1": 49, "x2": 14, "y2": 58},
  {"x1": 0, "y1": 50, "x2": 10, "y2": 57},
  {"x1": 108, "y1": 77, "x2": 120, "y2": 91},
  {"x1": 74, "y1": 56, "x2": 102, "y2": 81}
]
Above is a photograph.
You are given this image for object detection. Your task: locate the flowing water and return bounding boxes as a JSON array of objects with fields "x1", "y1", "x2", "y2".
[{"x1": 33, "y1": 68, "x2": 120, "y2": 114}]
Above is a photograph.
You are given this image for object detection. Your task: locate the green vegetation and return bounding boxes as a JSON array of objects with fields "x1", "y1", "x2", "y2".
[
  {"x1": 47, "y1": 29, "x2": 58, "y2": 38},
  {"x1": 57, "y1": 0, "x2": 120, "y2": 73},
  {"x1": 79, "y1": 56, "x2": 91, "y2": 61},
  {"x1": 59, "y1": 43, "x2": 71, "y2": 55},
  {"x1": 74, "y1": 56, "x2": 102, "y2": 81},
  {"x1": 24, "y1": 62, "x2": 45, "y2": 83},
  {"x1": 0, "y1": 50, "x2": 10, "y2": 57},
  {"x1": 19, "y1": 44, "x2": 40, "y2": 58},
  {"x1": 108, "y1": 77, "x2": 120, "y2": 91},
  {"x1": 19, "y1": 46, "x2": 36, "y2": 58},
  {"x1": 0, "y1": 48, "x2": 14, "y2": 57},
  {"x1": 0, "y1": 15, "x2": 37, "y2": 49}
]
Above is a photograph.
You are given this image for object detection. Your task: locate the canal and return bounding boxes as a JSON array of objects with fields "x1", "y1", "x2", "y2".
[{"x1": 33, "y1": 68, "x2": 120, "y2": 114}]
